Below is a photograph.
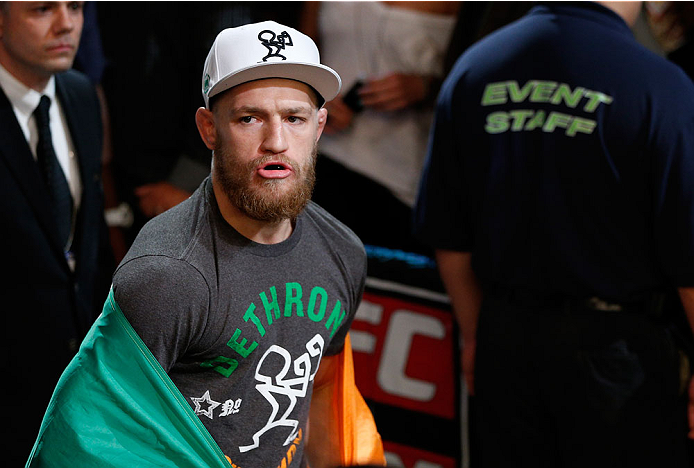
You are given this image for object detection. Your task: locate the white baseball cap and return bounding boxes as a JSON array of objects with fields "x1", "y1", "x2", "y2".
[{"x1": 202, "y1": 21, "x2": 342, "y2": 108}]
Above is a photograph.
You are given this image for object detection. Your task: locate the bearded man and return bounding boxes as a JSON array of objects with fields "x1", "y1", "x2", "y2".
[{"x1": 26, "y1": 21, "x2": 384, "y2": 468}]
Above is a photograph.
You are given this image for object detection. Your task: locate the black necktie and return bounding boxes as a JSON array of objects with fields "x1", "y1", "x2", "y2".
[{"x1": 34, "y1": 95, "x2": 73, "y2": 249}]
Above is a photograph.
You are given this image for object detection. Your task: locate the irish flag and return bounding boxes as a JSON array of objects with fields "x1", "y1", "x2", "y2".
[
  {"x1": 26, "y1": 289, "x2": 232, "y2": 467},
  {"x1": 26, "y1": 289, "x2": 384, "y2": 467}
]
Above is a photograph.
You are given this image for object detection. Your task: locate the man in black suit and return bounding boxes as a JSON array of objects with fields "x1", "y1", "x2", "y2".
[{"x1": 0, "y1": 1, "x2": 113, "y2": 463}]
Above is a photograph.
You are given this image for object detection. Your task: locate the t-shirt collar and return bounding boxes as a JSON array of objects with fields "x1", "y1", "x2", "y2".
[
  {"x1": 204, "y1": 177, "x2": 303, "y2": 257},
  {"x1": 530, "y1": 2, "x2": 633, "y2": 37}
]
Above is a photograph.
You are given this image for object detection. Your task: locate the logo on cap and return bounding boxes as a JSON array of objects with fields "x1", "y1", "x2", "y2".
[
  {"x1": 203, "y1": 74, "x2": 211, "y2": 94},
  {"x1": 257, "y1": 30, "x2": 293, "y2": 62}
]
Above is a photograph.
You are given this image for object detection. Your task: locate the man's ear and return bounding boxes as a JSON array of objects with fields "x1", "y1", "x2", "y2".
[
  {"x1": 195, "y1": 107, "x2": 217, "y2": 150},
  {"x1": 315, "y1": 107, "x2": 328, "y2": 141}
]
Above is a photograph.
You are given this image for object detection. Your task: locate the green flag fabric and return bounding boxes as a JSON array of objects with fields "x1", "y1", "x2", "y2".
[{"x1": 26, "y1": 288, "x2": 231, "y2": 468}]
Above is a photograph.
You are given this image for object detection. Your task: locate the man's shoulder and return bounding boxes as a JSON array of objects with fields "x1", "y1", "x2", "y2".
[
  {"x1": 130, "y1": 200, "x2": 205, "y2": 258},
  {"x1": 120, "y1": 185, "x2": 212, "y2": 268},
  {"x1": 113, "y1": 203, "x2": 211, "y2": 303},
  {"x1": 55, "y1": 69, "x2": 100, "y2": 113},
  {"x1": 642, "y1": 51, "x2": 694, "y2": 94},
  {"x1": 446, "y1": 7, "x2": 694, "y2": 100},
  {"x1": 55, "y1": 68, "x2": 95, "y2": 93},
  {"x1": 303, "y1": 201, "x2": 365, "y2": 252}
]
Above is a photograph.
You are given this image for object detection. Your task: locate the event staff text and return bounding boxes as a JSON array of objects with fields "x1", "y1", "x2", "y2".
[{"x1": 482, "y1": 80, "x2": 613, "y2": 136}]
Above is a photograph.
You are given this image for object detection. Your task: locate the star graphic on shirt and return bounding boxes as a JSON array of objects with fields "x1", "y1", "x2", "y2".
[{"x1": 190, "y1": 390, "x2": 221, "y2": 420}]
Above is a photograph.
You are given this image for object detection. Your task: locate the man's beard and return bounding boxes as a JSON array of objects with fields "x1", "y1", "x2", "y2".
[{"x1": 213, "y1": 143, "x2": 317, "y2": 223}]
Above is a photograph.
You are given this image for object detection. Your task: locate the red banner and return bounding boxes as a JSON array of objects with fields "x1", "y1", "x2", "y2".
[
  {"x1": 383, "y1": 441, "x2": 457, "y2": 468},
  {"x1": 350, "y1": 291, "x2": 456, "y2": 419}
]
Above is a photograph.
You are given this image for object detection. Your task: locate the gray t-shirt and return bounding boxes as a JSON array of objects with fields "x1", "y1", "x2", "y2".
[{"x1": 113, "y1": 178, "x2": 366, "y2": 467}]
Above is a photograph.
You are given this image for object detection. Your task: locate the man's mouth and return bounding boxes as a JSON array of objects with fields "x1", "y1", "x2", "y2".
[
  {"x1": 46, "y1": 43, "x2": 75, "y2": 54},
  {"x1": 257, "y1": 161, "x2": 293, "y2": 179}
]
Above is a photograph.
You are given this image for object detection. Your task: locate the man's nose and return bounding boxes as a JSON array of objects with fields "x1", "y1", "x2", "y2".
[
  {"x1": 53, "y1": 4, "x2": 79, "y2": 34},
  {"x1": 261, "y1": 120, "x2": 289, "y2": 154}
]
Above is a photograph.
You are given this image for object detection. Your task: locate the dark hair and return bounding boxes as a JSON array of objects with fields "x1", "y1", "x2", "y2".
[
  {"x1": 208, "y1": 93, "x2": 221, "y2": 113},
  {"x1": 308, "y1": 84, "x2": 325, "y2": 108}
]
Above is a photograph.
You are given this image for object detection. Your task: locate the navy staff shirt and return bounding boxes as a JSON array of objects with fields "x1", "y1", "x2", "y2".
[{"x1": 414, "y1": 2, "x2": 694, "y2": 302}]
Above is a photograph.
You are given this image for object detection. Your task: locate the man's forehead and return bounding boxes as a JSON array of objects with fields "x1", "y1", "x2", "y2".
[
  {"x1": 3, "y1": 1, "x2": 79, "y2": 13},
  {"x1": 217, "y1": 78, "x2": 320, "y2": 109}
]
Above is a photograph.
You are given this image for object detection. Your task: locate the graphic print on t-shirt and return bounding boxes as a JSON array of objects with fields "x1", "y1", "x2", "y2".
[
  {"x1": 189, "y1": 334, "x2": 324, "y2": 454},
  {"x1": 190, "y1": 390, "x2": 221, "y2": 419},
  {"x1": 239, "y1": 333, "x2": 324, "y2": 453},
  {"x1": 190, "y1": 391, "x2": 243, "y2": 420},
  {"x1": 183, "y1": 278, "x2": 356, "y2": 462},
  {"x1": 200, "y1": 283, "x2": 347, "y2": 380}
]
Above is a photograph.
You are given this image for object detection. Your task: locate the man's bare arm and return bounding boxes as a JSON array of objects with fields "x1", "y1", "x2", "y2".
[
  {"x1": 677, "y1": 287, "x2": 694, "y2": 439},
  {"x1": 435, "y1": 250, "x2": 482, "y2": 394}
]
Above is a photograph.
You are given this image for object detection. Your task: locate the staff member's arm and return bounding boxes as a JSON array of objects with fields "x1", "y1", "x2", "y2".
[
  {"x1": 435, "y1": 250, "x2": 482, "y2": 395},
  {"x1": 676, "y1": 287, "x2": 694, "y2": 439}
]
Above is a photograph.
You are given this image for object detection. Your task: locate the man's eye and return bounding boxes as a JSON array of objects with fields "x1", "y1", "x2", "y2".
[
  {"x1": 287, "y1": 116, "x2": 303, "y2": 123},
  {"x1": 240, "y1": 116, "x2": 254, "y2": 123}
]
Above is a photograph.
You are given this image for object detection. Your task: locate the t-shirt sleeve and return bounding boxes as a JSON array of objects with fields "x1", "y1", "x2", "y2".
[
  {"x1": 413, "y1": 74, "x2": 472, "y2": 252},
  {"x1": 324, "y1": 242, "x2": 367, "y2": 357},
  {"x1": 112, "y1": 255, "x2": 211, "y2": 372},
  {"x1": 652, "y1": 87, "x2": 694, "y2": 287}
]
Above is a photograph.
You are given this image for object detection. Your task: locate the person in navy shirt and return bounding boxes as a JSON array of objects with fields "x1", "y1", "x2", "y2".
[{"x1": 414, "y1": 2, "x2": 694, "y2": 466}]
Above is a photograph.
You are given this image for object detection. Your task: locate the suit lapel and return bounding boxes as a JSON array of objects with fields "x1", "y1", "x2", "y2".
[
  {"x1": 0, "y1": 86, "x2": 67, "y2": 257},
  {"x1": 55, "y1": 73, "x2": 95, "y2": 207},
  {"x1": 55, "y1": 72, "x2": 102, "y2": 276}
]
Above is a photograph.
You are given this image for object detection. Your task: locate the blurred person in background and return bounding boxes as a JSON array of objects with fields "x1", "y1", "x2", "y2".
[
  {"x1": 301, "y1": 1, "x2": 459, "y2": 255},
  {"x1": 415, "y1": 2, "x2": 694, "y2": 466},
  {"x1": 0, "y1": 1, "x2": 113, "y2": 463}
]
